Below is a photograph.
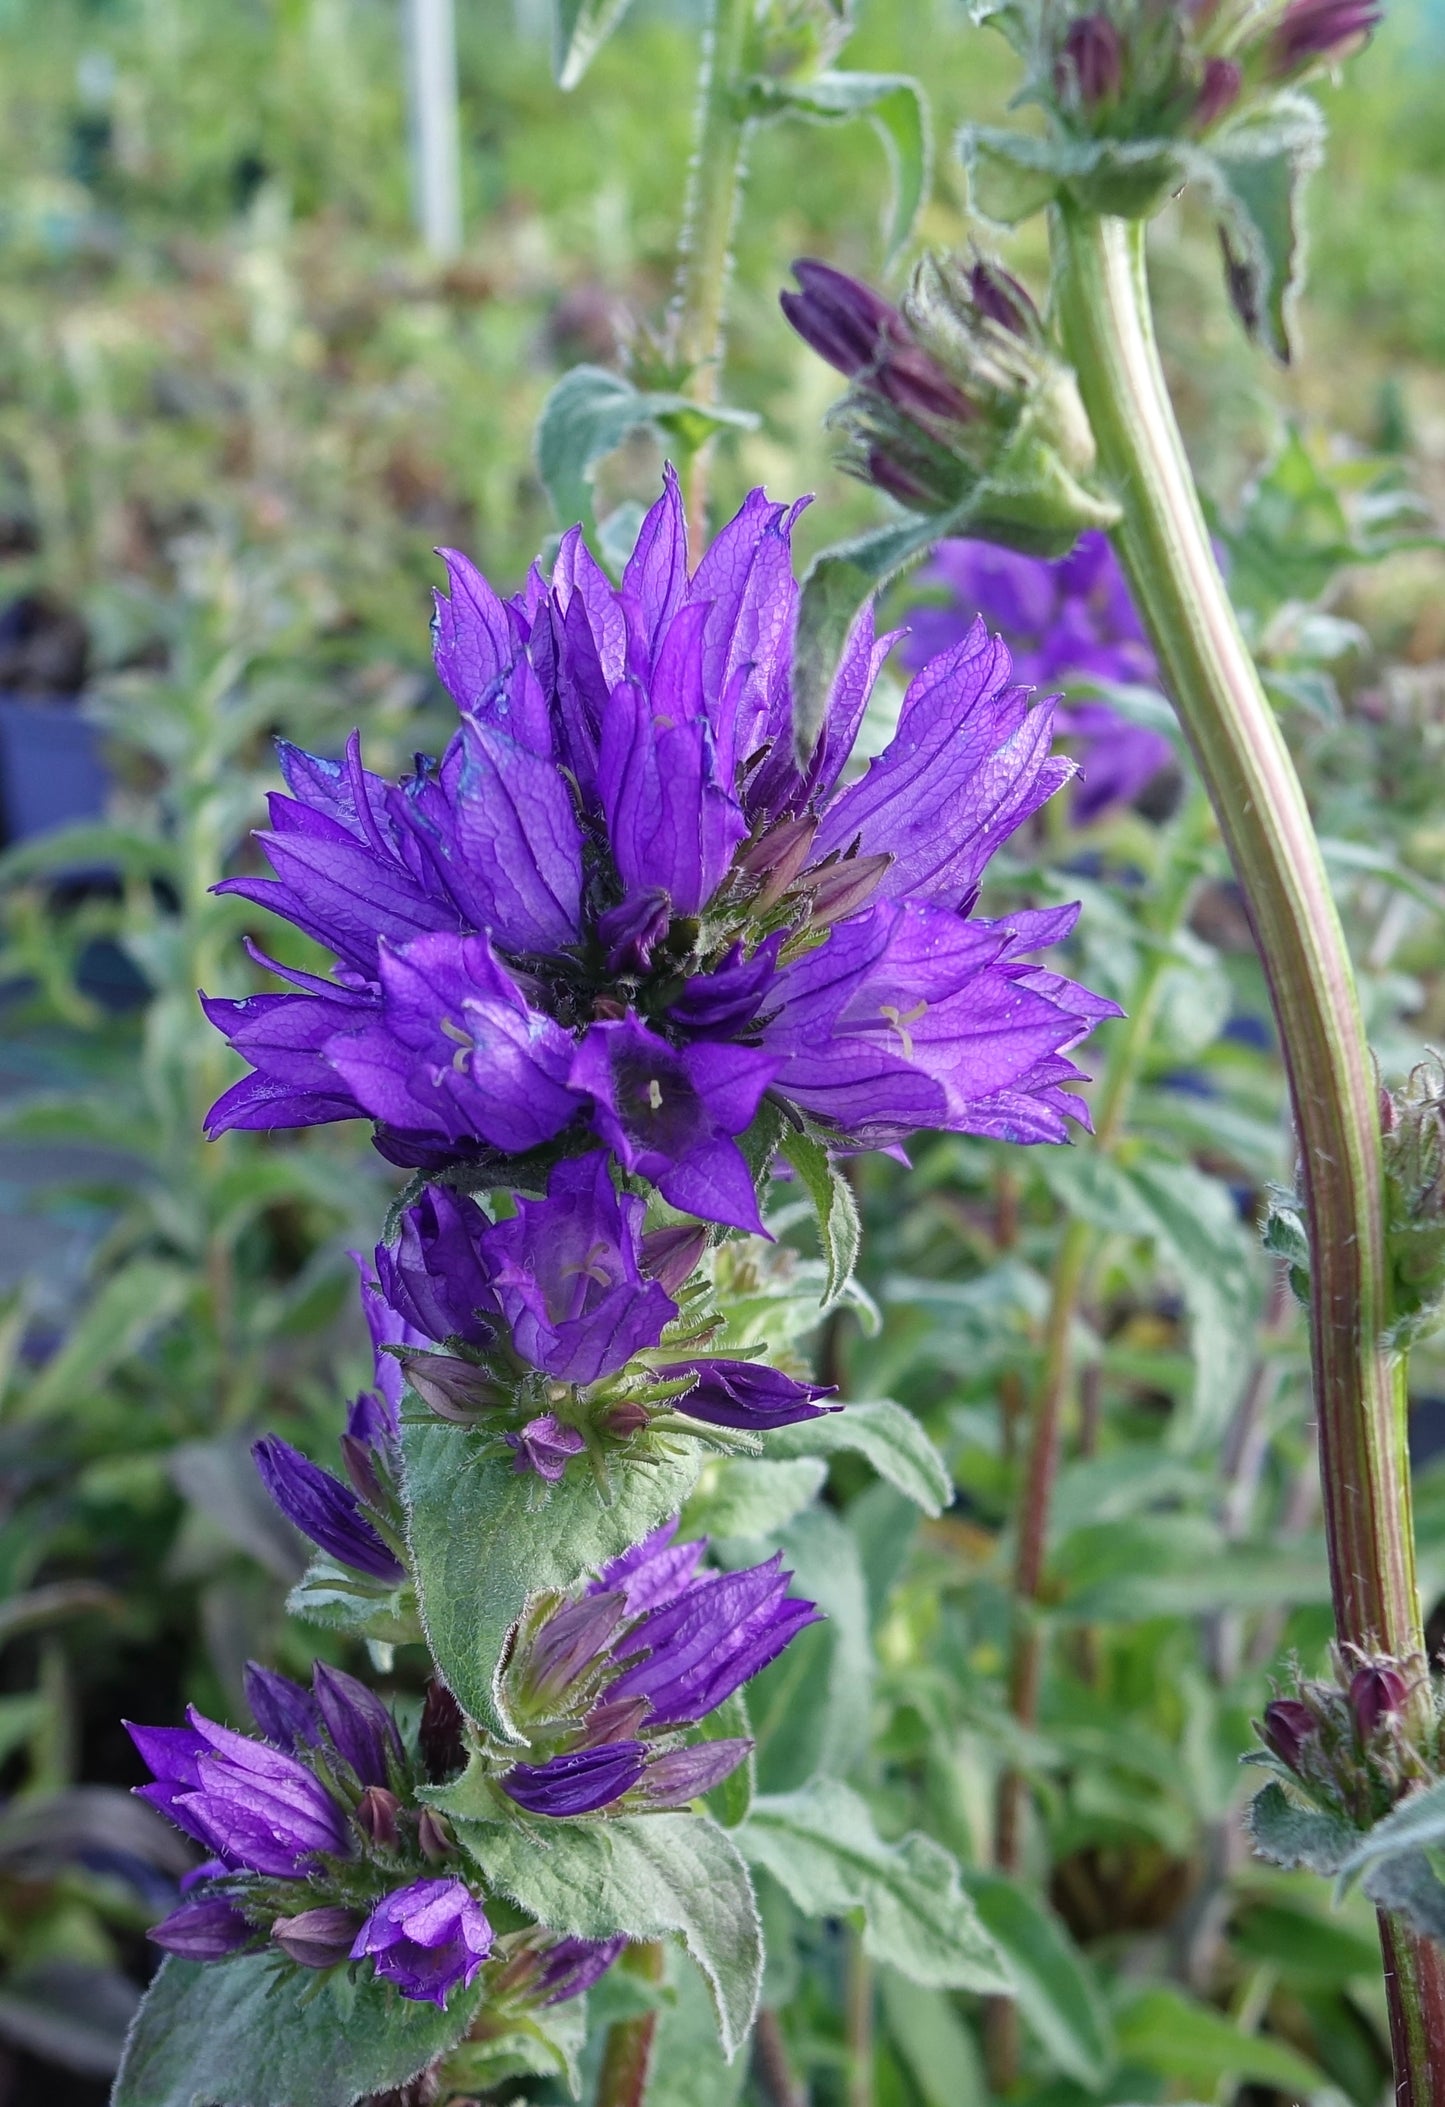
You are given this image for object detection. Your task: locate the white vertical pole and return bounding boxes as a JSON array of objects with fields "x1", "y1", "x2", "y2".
[{"x1": 403, "y1": 0, "x2": 463, "y2": 259}]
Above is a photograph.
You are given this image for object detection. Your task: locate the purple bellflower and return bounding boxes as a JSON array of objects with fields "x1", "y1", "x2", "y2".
[
  {"x1": 906, "y1": 534, "x2": 1172, "y2": 823},
  {"x1": 203, "y1": 475, "x2": 1115, "y2": 1222},
  {"x1": 497, "y1": 1519, "x2": 817, "y2": 1816},
  {"x1": 127, "y1": 1709, "x2": 352, "y2": 1878},
  {"x1": 253, "y1": 1434, "x2": 405, "y2": 1585},
  {"x1": 350, "y1": 1878, "x2": 493, "y2": 2006},
  {"x1": 148, "y1": 1893, "x2": 253, "y2": 1960}
]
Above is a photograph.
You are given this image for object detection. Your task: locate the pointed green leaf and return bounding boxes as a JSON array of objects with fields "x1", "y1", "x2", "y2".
[
  {"x1": 402, "y1": 1419, "x2": 703, "y2": 1738},
  {"x1": 739, "y1": 1780, "x2": 1006, "y2": 1991},
  {"x1": 1246, "y1": 1781, "x2": 1357, "y2": 1877},
  {"x1": 535, "y1": 366, "x2": 757, "y2": 536},
  {"x1": 112, "y1": 1954, "x2": 482, "y2": 2107},
  {"x1": 962, "y1": 1872, "x2": 1113, "y2": 2087},
  {"x1": 780, "y1": 1128, "x2": 860, "y2": 1309},
  {"x1": 683, "y1": 1456, "x2": 828, "y2": 1540},
  {"x1": 764, "y1": 1400, "x2": 952, "y2": 1517},
  {"x1": 748, "y1": 71, "x2": 931, "y2": 259},
  {"x1": 452, "y1": 1813, "x2": 761, "y2": 2058},
  {"x1": 1115, "y1": 1985, "x2": 1325, "y2": 2094},
  {"x1": 1208, "y1": 95, "x2": 1326, "y2": 361}
]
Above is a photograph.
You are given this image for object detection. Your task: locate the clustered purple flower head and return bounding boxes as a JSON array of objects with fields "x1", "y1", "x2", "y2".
[
  {"x1": 906, "y1": 535, "x2": 1172, "y2": 823},
  {"x1": 497, "y1": 1519, "x2": 818, "y2": 1817},
  {"x1": 203, "y1": 472, "x2": 1115, "y2": 1227}
]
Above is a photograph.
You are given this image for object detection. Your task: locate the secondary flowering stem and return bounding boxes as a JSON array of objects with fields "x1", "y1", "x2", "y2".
[
  {"x1": 1051, "y1": 202, "x2": 1441, "y2": 2103},
  {"x1": 670, "y1": 0, "x2": 753, "y2": 547},
  {"x1": 594, "y1": 1940, "x2": 667, "y2": 2107}
]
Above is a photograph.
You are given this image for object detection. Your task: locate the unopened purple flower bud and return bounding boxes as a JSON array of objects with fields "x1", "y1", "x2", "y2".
[
  {"x1": 355, "y1": 1785, "x2": 402, "y2": 1849},
  {"x1": 603, "y1": 1400, "x2": 651, "y2": 1438},
  {"x1": 632, "y1": 1739, "x2": 753, "y2": 1808},
  {"x1": 340, "y1": 1431, "x2": 387, "y2": 1507},
  {"x1": 272, "y1": 1905, "x2": 364, "y2": 1969},
  {"x1": 640, "y1": 1223, "x2": 709, "y2": 1297},
  {"x1": 505, "y1": 1414, "x2": 586, "y2": 1482},
  {"x1": 779, "y1": 257, "x2": 908, "y2": 379},
  {"x1": 1269, "y1": 0, "x2": 1382, "y2": 76},
  {"x1": 351, "y1": 1879, "x2": 493, "y2": 2005},
  {"x1": 1261, "y1": 1697, "x2": 1318, "y2": 1774},
  {"x1": 863, "y1": 444, "x2": 939, "y2": 510},
  {"x1": 660, "y1": 1359, "x2": 837, "y2": 1431},
  {"x1": 417, "y1": 1808, "x2": 455, "y2": 1862},
  {"x1": 149, "y1": 1894, "x2": 252, "y2": 1961},
  {"x1": 253, "y1": 1436, "x2": 405, "y2": 1585},
  {"x1": 967, "y1": 259, "x2": 1041, "y2": 341},
  {"x1": 524, "y1": 1591, "x2": 630, "y2": 1708},
  {"x1": 531, "y1": 1935, "x2": 627, "y2": 2007},
  {"x1": 598, "y1": 888, "x2": 673, "y2": 975},
  {"x1": 804, "y1": 851, "x2": 893, "y2": 928},
  {"x1": 500, "y1": 1742, "x2": 649, "y2": 1818},
  {"x1": 1192, "y1": 55, "x2": 1242, "y2": 131},
  {"x1": 1057, "y1": 14, "x2": 1124, "y2": 110},
  {"x1": 244, "y1": 1662, "x2": 321, "y2": 1753},
  {"x1": 737, "y1": 813, "x2": 819, "y2": 892},
  {"x1": 419, "y1": 1680, "x2": 467, "y2": 1783},
  {"x1": 1349, "y1": 1663, "x2": 1410, "y2": 1742},
  {"x1": 400, "y1": 1349, "x2": 508, "y2": 1424},
  {"x1": 313, "y1": 1662, "x2": 404, "y2": 1789}
]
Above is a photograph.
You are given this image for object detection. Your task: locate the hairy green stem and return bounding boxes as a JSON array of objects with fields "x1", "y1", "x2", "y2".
[
  {"x1": 669, "y1": 0, "x2": 752, "y2": 548},
  {"x1": 1051, "y1": 203, "x2": 1441, "y2": 2104},
  {"x1": 594, "y1": 1940, "x2": 666, "y2": 2107}
]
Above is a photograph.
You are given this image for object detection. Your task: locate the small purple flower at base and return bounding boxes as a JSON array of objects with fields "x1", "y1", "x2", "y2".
[
  {"x1": 351, "y1": 1879, "x2": 493, "y2": 2006},
  {"x1": 272, "y1": 1906, "x2": 365, "y2": 1970},
  {"x1": 1261, "y1": 1698, "x2": 1318, "y2": 1775},
  {"x1": 505, "y1": 1415, "x2": 586, "y2": 1482},
  {"x1": 148, "y1": 1894, "x2": 252, "y2": 1961},
  {"x1": 500, "y1": 1742, "x2": 649, "y2": 1818},
  {"x1": 252, "y1": 1436, "x2": 405, "y2": 1585},
  {"x1": 660, "y1": 1359, "x2": 836, "y2": 1431},
  {"x1": 531, "y1": 1936, "x2": 627, "y2": 2007},
  {"x1": 127, "y1": 1709, "x2": 352, "y2": 1877}
]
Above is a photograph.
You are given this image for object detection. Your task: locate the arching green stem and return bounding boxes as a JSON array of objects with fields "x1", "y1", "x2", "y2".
[{"x1": 1051, "y1": 201, "x2": 1441, "y2": 2105}]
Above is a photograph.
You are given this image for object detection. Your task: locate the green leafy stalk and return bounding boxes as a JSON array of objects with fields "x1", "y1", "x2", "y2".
[
  {"x1": 670, "y1": 0, "x2": 754, "y2": 547},
  {"x1": 1050, "y1": 202, "x2": 1444, "y2": 2103}
]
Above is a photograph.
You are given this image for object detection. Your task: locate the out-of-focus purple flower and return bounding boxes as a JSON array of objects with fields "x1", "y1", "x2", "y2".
[
  {"x1": 481, "y1": 1154, "x2": 678, "y2": 1383},
  {"x1": 202, "y1": 476, "x2": 1114, "y2": 1216},
  {"x1": 127, "y1": 1710, "x2": 351, "y2": 1878},
  {"x1": 1268, "y1": 0, "x2": 1381, "y2": 76},
  {"x1": 906, "y1": 535, "x2": 1171, "y2": 823},
  {"x1": 252, "y1": 1435, "x2": 405, "y2": 1585},
  {"x1": 501, "y1": 1742, "x2": 649, "y2": 1817},
  {"x1": 1261, "y1": 1697, "x2": 1317, "y2": 1774},
  {"x1": 658, "y1": 1359, "x2": 836, "y2": 1430},
  {"x1": 531, "y1": 1935, "x2": 626, "y2": 2007},
  {"x1": 1056, "y1": 14, "x2": 1123, "y2": 109},
  {"x1": 272, "y1": 1906, "x2": 364, "y2": 1969},
  {"x1": 148, "y1": 1893, "x2": 252, "y2": 1960},
  {"x1": 504, "y1": 1415, "x2": 587, "y2": 1482},
  {"x1": 351, "y1": 1878, "x2": 493, "y2": 2006}
]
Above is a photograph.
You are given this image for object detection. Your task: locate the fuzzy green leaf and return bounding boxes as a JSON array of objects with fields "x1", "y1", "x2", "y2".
[
  {"x1": 451, "y1": 1813, "x2": 761, "y2": 2058},
  {"x1": 683, "y1": 1456, "x2": 828, "y2": 1541},
  {"x1": 402, "y1": 1418, "x2": 703, "y2": 1738},
  {"x1": 535, "y1": 365, "x2": 757, "y2": 536},
  {"x1": 764, "y1": 1400, "x2": 952, "y2": 1517},
  {"x1": 1115, "y1": 1985, "x2": 1325, "y2": 2094},
  {"x1": 780, "y1": 1128, "x2": 861, "y2": 1309},
  {"x1": 963, "y1": 1872, "x2": 1113, "y2": 2088},
  {"x1": 747, "y1": 71, "x2": 931, "y2": 259},
  {"x1": 739, "y1": 1781, "x2": 1007, "y2": 1991},
  {"x1": 112, "y1": 1954, "x2": 482, "y2": 2107},
  {"x1": 1247, "y1": 1781, "x2": 1358, "y2": 1876}
]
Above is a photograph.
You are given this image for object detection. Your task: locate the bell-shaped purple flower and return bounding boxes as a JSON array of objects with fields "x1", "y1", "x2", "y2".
[
  {"x1": 313, "y1": 1662, "x2": 403, "y2": 1789},
  {"x1": 482, "y1": 1153, "x2": 677, "y2": 1383},
  {"x1": 351, "y1": 1878, "x2": 493, "y2": 2006},
  {"x1": 202, "y1": 477, "x2": 1113, "y2": 1216},
  {"x1": 128, "y1": 1710, "x2": 351, "y2": 1878},
  {"x1": 608, "y1": 1554, "x2": 820, "y2": 1727},
  {"x1": 592, "y1": 1519, "x2": 707, "y2": 1616},
  {"x1": 660, "y1": 1359, "x2": 836, "y2": 1430},
  {"x1": 374, "y1": 1185, "x2": 500, "y2": 1347},
  {"x1": 500, "y1": 1742, "x2": 649, "y2": 1817},
  {"x1": 252, "y1": 1436, "x2": 405, "y2": 1585},
  {"x1": 148, "y1": 1893, "x2": 252, "y2": 1960}
]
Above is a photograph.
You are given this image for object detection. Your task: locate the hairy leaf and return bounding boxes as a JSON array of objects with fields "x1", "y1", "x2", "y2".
[
  {"x1": 746, "y1": 71, "x2": 930, "y2": 260},
  {"x1": 765, "y1": 1400, "x2": 952, "y2": 1517},
  {"x1": 1247, "y1": 1781, "x2": 1358, "y2": 1876},
  {"x1": 536, "y1": 366, "x2": 756, "y2": 538}
]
